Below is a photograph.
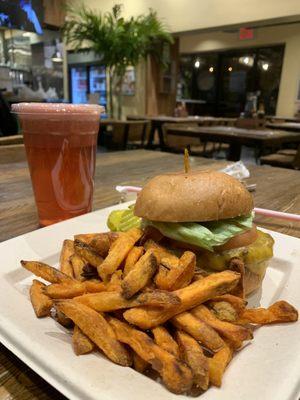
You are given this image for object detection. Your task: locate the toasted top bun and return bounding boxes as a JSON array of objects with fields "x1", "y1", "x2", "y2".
[{"x1": 134, "y1": 170, "x2": 253, "y2": 222}]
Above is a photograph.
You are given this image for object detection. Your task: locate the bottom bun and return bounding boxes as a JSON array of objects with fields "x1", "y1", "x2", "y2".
[{"x1": 244, "y1": 263, "x2": 269, "y2": 296}]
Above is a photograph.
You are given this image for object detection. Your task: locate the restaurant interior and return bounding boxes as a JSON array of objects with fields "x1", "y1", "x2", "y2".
[
  {"x1": 1, "y1": 2, "x2": 300, "y2": 400},
  {"x1": 1, "y1": 0, "x2": 300, "y2": 168}
]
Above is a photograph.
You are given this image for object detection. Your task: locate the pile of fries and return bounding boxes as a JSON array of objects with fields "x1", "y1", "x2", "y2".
[{"x1": 21, "y1": 227, "x2": 298, "y2": 395}]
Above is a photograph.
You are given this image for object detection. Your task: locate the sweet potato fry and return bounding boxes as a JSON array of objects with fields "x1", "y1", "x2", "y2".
[
  {"x1": 70, "y1": 254, "x2": 86, "y2": 281},
  {"x1": 55, "y1": 300, "x2": 131, "y2": 366},
  {"x1": 152, "y1": 326, "x2": 180, "y2": 357},
  {"x1": 45, "y1": 280, "x2": 106, "y2": 299},
  {"x1": 144, "y1": 239, "x2": 178, "y2": 263},
  {"x1": 108, "y1": 317, "x2": 193, "y2": 394},
  {"x1": 21, "y1": 260, "x2": 73, "y2": 284},
  {"x1": 72, "y1": 325, "x2": 95, "y2": 355},
  {"x1": 133, "y1": 352, "x2": 148, "y2": 373},
  {"x1": 209, "y1": 294, "x2": 247, "y2": 316},
  {"x1": 60, "y1": 239, "x2": 74, "y2": 278},
  {"x1": 106, "y1": 270, "x2": 123, "y2": 292},
  {"x1": 121, "y1": 250, "x2": 158, "y2": 299},
  {"x1": 192, "y1": 305, "x2": 253, "y2": 349},
  {"x1": 171, "y1": 312, "x2": 225, "y2": 352},
  {"x1": 123, "y1": 246, "x2": 144, "y2": 277},
  {"x1": 237, "y1": 300, "x2": 298, "y2": 325},
  {"x1": 123, "y1": 270, "x2": 240, "y2": 329},
  {"x1": 137, "y1": 290, "x2": 180, "y2": 307},
  {"x1": 209, "y1": 302, "x2": 238, "y2": 322},
  {"x1": 208, "y1": 344, "x2": 233, "y2": 387},
  {"x1": 30, "y1": 280, "x2": 53, "y2": 317},
  {"x1": 156, "y1": 251, "x2": 195, "y2": 291},
  {"x1": 54, "y1": 309, "x2": 73, "y2": 328},
  {"x1": 175, "y1": 330, "x2": 209, "y2": 391},
  {"x1": 74, "y1": 240, "x2": 103, "y2": 268},
  {"x1": 99, "y1": 228, "x2": 142, "y2": 281},
  {"x1": 74, "y1": 289, "x2": 180, "y2": 312}
]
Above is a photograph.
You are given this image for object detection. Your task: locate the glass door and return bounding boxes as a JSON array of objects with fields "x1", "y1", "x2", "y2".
[
  {"x1": 89, "y1": 66, "x2": 107, "y2": 108},
  {"x1": 70, "y1": 66, "x2": 88, "y2": 104}
]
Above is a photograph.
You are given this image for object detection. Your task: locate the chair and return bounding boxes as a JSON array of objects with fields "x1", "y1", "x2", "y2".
[
  {"x1": 107, "y1": 120, "x2": 150, "y2": 149},
  {"x1": 260, "y1": 145, "x2": 300, "y2": 169},
  {"x1": 0, "y1": 144, "x2": 27, "y2": 164}
]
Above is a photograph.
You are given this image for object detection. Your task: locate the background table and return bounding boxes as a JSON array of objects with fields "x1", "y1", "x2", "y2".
[
  {"x1": 266, "y1": 122, "x2": 300, "y2": 132},
  {"x1": 166, "y1": 125, "x2": 300, "y2": 161},
  {"x1": 1, "y1": 149, "x2": 300, "y2": 399}
]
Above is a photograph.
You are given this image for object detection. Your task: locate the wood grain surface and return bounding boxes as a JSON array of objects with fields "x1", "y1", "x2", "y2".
[{"x1": 0, "y1": 149, "x2": 300, "y2": 400}]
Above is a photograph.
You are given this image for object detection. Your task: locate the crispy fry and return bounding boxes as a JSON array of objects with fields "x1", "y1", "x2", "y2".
[
  {"x1": 209, "y1": 294, "x2": 247, "y2": 316},
  {"x1": 106, "y1": 270, "x2": 123, "y2": 292},
  {"x1": 70, "y1": 254, "x2": 86, "y2": 281},
  {"x1": 192, "y1": 305, "x2": 253, "y2": 349},
  {"x1": 209, "y1": 301, "x2": 238, "y2": 322},
  {"x1": 45, "y1": 280, "x2": 106, "y2": 299},
  {"x1": 155, "y1": 251, "x2": 195, "y2": 291},
  {"x1": 133, "y1": 352, "x2": 148, "y2": 373},
  {"x1": 121, "y1": 250, "x2": 158, "y2": 299},
  {"x1": 72, "y1": 325, "x2": 95, "y2": 355},
  {"x1": 54, "y1": 309, "x2": 73, "y2": 328},
  {"x1": 152, "y1": 326, "x2": 180, "y2": 357},
  {"x1": 123, "y1": 270, "x2": 240, "y2": 329},
  {"x1": 175, "y1": 330, "x2": 209, "y2": 391},
  {"x1": 55, "y1": 300, "x2": 131, "y2": 366},
  {"x1": 74, "y1": 289, "x2": 180, "y2": 312},
  {"x1": 30, "y1": 280, "x2": 53, "y2": 317},
  {"x1": 108, "y1": 317, "x2": 193, "y2": 394},
  {"x1": 21, "y1": 260, "x2": 73, "y2": 284},
  {"x1": 123, "y1": 246, "x2": 144, "y2": 277},
  {"x1": 208, "y1": 344, "x2": 233, "y2": 387},
  {"x1": 171, "y1": 312, "x2": 225, "y2": 352},
  {"x1": 74, "y1": 232, "x2": 118, "y2": 250},
  {"x1": 237, "y1": 301, "x2": 298, "y2": 325},
  {"x1": 228, "y1": 257, "x2": 245, "y2": 298},
  {"x1": 59, "y1": 239, "x2": 74, "y2": 278},
  {"x1": 144, "y1": 239, "x2": 178, "y2": 263},
  {"x1": 136, "y1": 290, "x2": 181, "y2": 307},
  {"x1": 74, "y1": 240, "x2": 103, "y2": 268},
  {"x1": 99, "y1": 228, "x2": 142, "y2": 281}
]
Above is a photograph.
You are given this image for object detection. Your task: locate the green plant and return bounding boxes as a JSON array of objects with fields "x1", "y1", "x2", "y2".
[{"x1": 63, "y1": 3, "x2": 173, "y2": 118}]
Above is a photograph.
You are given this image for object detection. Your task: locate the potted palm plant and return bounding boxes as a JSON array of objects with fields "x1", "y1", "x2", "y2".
[{"x1": 63, "y1": 4, "x2": 173, "y2": 118}]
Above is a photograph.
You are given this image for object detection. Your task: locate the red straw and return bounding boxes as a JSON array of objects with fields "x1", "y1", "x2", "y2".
[{"x1": 254, "y1": 207, "x2": 300, "y2": 222}]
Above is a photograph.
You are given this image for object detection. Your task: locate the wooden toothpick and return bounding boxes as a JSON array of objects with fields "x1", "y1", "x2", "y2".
[{"x1": 184, "y1": 148, "x2": 190, "y2": 173}]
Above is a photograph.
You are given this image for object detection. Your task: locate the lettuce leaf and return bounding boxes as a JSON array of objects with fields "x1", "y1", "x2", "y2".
[
  {"x1": 107, "y1": 205, "x2": 253, "y2": 251},
  {"x1": 145, "y1": 213, "x2": 254, "y2": 251}
]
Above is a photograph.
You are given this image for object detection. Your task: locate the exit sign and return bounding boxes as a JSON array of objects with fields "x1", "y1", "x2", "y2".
[{"x1": 239, "y1": 27, "x2": 254, "y2": 40}]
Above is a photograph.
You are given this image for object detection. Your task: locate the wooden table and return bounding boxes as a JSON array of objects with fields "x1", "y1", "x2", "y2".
[
  {"x1": 266, "y1": 122, "x2": 300, "y2": 132},
  {"x1": 166, "y1": 125, "x2": 300, "y2": 161},
  {"x1": 1, "y1": 149, "x2": 300, "y2": 399},
  {"x1": 126, "y1": 116, "x2": 237, "y2": 148}
]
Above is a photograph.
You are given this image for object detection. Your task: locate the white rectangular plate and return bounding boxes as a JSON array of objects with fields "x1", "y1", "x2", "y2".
[{"x1": 0, "y1": 202, "x2": 299, "y2": 400}]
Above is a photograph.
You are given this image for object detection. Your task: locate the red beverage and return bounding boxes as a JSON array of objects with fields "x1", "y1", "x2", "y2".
[{"x1": 12, "y1": 103, "x2": 103, "y2": 226}]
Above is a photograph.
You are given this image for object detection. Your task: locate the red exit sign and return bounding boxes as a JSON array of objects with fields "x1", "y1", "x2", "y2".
[{"x1": 239, "y1": 27, "x2": 254, "y2": 40}]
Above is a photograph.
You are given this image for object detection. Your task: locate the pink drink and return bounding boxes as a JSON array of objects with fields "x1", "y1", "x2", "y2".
[{"x1": 12, "y1": 103, "x2": 103, "y2": 226}]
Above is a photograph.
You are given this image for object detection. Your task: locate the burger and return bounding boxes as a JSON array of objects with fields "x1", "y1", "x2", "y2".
[{"x1": 132, "y1": 170, "x2": 274, "y2": 296}]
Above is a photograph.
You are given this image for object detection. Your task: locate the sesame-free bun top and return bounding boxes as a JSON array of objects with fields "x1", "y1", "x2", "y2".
[{"x1": 134, "y1": 170, "x2": 253, "y2": 222}]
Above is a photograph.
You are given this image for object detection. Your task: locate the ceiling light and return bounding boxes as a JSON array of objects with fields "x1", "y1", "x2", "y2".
[
  {"x1": 209, "y1": 66, "x2": 214, "y2": 73},
  {"x1": 244, "y1": 56, "x2": 249, "y2": 65},
  {"x1": 262, "y1": 63, "x2": 269, "y2": 71},
  {"x1": 51, "y1": 50, "x2": 63, "y2": 63},
  {"x1": 194, "y1": 60, "x2": 200, "y2": 68},
  {"x1": 228, "y1": 66, "x2": 233, "y2": 72}
]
